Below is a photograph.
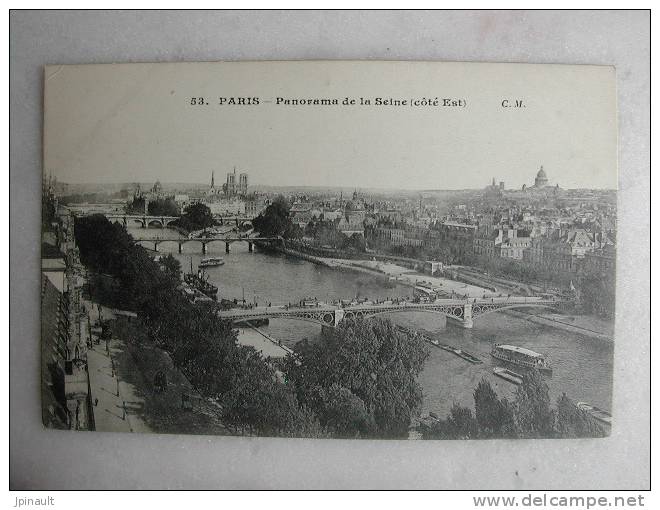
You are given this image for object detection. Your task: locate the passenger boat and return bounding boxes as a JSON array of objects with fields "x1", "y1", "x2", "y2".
[
  {"x1": 199, "y1": 257, "x2": 224, "y2": 268},
  {"x1": 576, "y1": 402, "x2": 612, "y2": 426},
  {"x1": 181, "y1": 284, "x2": 215, "y2": 306},
  {"x1": 184, "y1": 259, "x2": 218, "y2": 300},
  {"x1": 491, "y1": 344, "x2": 552, "y2": 374},
  {"x1": 493, "y1": 367, "x2": 524, "y2": 385}
]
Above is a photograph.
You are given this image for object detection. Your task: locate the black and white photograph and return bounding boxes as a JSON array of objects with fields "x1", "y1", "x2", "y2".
[{"x1": 40, "y1": 60, "x2": 618, "y2": 441}]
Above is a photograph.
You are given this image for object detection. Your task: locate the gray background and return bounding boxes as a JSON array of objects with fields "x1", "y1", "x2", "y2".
[{"x1": 10, "y1": 10, "x2": 650, "y2": 489}]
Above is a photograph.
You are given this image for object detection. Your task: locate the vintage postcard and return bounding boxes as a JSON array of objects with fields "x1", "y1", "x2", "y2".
[{"x1": 41, "y1": 61, "x2": 616, "y2": 439}]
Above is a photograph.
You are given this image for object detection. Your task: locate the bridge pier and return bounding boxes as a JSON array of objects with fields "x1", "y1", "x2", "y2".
[
  {"x1": 333, "y1": 309, "x2": 344, "y2": 326},
  {"x1": 178, "y1": 242, "x2": 183, "y2": 254},
  {"x1": 446, "y1": 316, "x2": 473, "y2": 329},
  {"x1": 248, "y1": 242, "x2": 253, "y2": 253},
  {"x1": 225, "y1": 242, "x2": 231, "y2": 254},
  {"x1": 153, "y1": 242, "x2": 159, "y2": 252},
  {"x1": 446, "y1": 302, "x2": 473, "y2": 329},
  {"x1": 202, "y1": 243, "x2": 208, "y2": 255}
]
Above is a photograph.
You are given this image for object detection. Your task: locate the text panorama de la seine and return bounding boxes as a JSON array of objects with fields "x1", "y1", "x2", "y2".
[{"x1": 189, "y1": 96, "x2": 469, "y2": 107}]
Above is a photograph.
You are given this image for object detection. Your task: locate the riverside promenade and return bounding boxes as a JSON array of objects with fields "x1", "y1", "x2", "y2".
[
  {"x1": 84, "y1": 302, "x2": 150, "y2": 433},
  {"x1": 236, "y1": 324, "x2": 293, "y2": 358},
  {"x1": 84, "y1": 300, "x2": 231, "y2": 435}
]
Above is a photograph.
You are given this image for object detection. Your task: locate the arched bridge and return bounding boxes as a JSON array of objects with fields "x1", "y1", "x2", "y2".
[
  {"x1": 133, "y1": 235, "x2": 283, "y2": 254},
  {"x1": 105, "y1": 214, "x2": 180, "y2": 228},
  {"x1": 217, "y1": 296, "x2": 573, "y2": 329},
  {"x1": 81, "y1": 210, "x2": 256, "y2": 230}
]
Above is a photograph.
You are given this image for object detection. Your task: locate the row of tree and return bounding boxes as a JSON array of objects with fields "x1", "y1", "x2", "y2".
[
  {"x1": 281, "y1": 319, "x2": 429, "y2": 438},
  {"x1": 252, "y1": 197, "x2": 366, "y2": 253},
  {"x1": 75, "y1": 214, "x2": 605, "y2": 439},
  {"x1": 304, "y1": 218, "x2": 366, "y2": 252},
  {"x1": 127, "y1": 196, "x2": 181, "y2": 217},
  {"x1": 74, "y1": 214, "x2": 429, "y2": 438},
  {"x1": 464, "y1": 253, "x2": 565, "y2": 286},
  {"x1": 421, "y1": 371, "x2": 607, "y2": 439},
  {"x1": 169, "y1": 203, "x2": 217, "y2": 232},
  {"x1": 251, "y1": 196, "x2": 301, "y2": 239}
]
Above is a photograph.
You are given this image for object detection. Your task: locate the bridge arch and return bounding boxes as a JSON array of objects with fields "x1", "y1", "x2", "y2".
[
  {"x1": 343, "y1": 306, "x2": 466, "y2": 323},
  {"x1": 155, "y1": 239, "x2": 181, "y2": 251},
  {"x1": 135, "y1": 239, "x2": 155, "y2": 249},
  {"x1": 200, "y1": 238, "x2": 227, "y2": 246},
  {"x1": 232, "y1": 313, "x2": 335, "y2": 328},
  {"x1": 147, "y1": 219, "x2": 163, "y2": 228},
  {"x1": 471, "y1": 302, "x2": 567, "y2": 321}
]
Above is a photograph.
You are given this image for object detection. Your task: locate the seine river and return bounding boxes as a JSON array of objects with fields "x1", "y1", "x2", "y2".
[{"x1": 131, "y1": 227, "x2": 614, "y2": 418}]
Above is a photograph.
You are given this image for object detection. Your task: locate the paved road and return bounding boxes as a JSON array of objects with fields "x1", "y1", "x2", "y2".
[{"x1": 85, "y1": 301, "x2": 150, "y2": 433}]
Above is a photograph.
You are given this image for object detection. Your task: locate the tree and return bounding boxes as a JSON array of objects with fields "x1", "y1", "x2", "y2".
[
  {"x1": 554, "y1": 393, "x2": 606, "y2": 438},
  {"x1": 422, "y1": 403, "x2": 478, "y2": 440},
  {"x1": 513, "y1": 369, "x2": 555, "y2": 438},
  {"x1": 284, "y1": 222, "x2": 304, "y2": 240},
  {"x1": 252, "y1": 196, "x2": 293, "y2": 238},
  {"x1": 343, "y1": 233, "x2": 366, "y2": 252},
  {"x1": 126, "y1": 196, "x2": 146, "y2": 214},
  {"x1": 219, "y1": 345, "x2": 324, "y2": 437},
  {"x1": 184, "y1": 203, "x2": 215, "y2": 229},
  {"x1": 473, "y1": 378, "x2": 516, "y2": 438},
  {"x1": 169, "y1": 203, "x2": 216, "y2": 233},
  {"x1": 159, "y1": 253, "x2": 181, "y2": 281},
  {"x1": 282, "y1": 318, "x2": 429, "y2": 438},
  {"x1": 148, "y1": 198, "x2": 180, "y2": 217},
  {"x1": 579, "y1": 275, "x2": 615, "y2": 318},
  {"x1": 75, "y1": 213, "x2": 330, "y2": 437},
  {"x1": 319, "y1": 384, "x2": 374, "y2": 438}
]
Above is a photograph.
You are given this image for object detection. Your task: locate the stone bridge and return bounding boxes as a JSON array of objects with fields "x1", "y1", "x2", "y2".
[
  {"x1": 71, "y1": 209, "x2": 256, "y2": 229},
  {"x1": 134, "y1": 235, "x2": 283, "y2": 254},
  {"x1": 217, "y1": 296, "x2": 572, "y2": 329},
  {"x1": 104, "y1": 214, "x2": 180, "y2": 228}
]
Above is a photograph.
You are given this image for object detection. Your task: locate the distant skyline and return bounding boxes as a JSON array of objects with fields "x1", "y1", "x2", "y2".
[
  {"x1": 51, "y1": 177, "x2": 617, "y2": 193},
  {"x1": 44, "y1": 62, "x2": 618, "y2": 191}
]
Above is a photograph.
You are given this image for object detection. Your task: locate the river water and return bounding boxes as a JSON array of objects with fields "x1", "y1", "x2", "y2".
[{"x1": 131, "y1": 227, "x2": 614, "y2": 418}]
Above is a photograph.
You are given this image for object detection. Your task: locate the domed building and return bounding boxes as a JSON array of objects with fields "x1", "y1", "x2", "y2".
[{"x1": 534, "y1": 166, "x2": 549, "y2": 188}]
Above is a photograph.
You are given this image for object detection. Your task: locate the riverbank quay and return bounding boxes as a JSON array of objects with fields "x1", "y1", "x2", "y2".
[
  {"x1": 504, "y1": 309, "x2": 613, "y2": 341},
  {"x1": 283, "y1": 240, "x2": 423, "y2": 269},
  {"x1": 85, "y1": 300, "x2": 231, "y2": 435},
  {"x1": 276, "y1": 246, "x2": 611, "y2": 340},
  {"x1": 236, "y1": 324, "x2": 293, "y2": 358},
  {"x1": 278, "y1": 244, "x2": 496, "y2": 297},
  {"x1": 84, "y1": 302, "x2": 150, "y2": 433},
  {"x1": 322, "y1": 258, "x2": 499, "y2": 299}
]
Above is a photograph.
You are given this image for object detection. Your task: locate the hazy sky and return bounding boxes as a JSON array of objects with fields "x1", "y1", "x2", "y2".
[{"x1": 44, "y1": 61, "x2": 617, "y2": 190}]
